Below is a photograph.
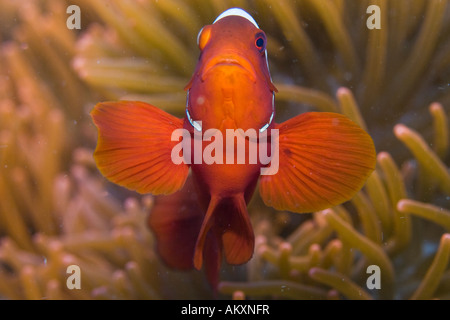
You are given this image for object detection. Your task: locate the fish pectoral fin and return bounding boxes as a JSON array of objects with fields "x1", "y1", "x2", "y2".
[
  {"x1": 259, "y1": 112, "x2": 376, "y2": 213},
  {"x1": 194, "y1": 194, "x2": 254, "y2": 270},
  {"x1": 91, "y1": 101, "x2": 189, "y2": 195}
]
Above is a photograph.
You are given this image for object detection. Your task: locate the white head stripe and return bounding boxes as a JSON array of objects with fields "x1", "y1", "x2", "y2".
[
  {"x1": 196, "y1": 27, "x2": 203, "y2": 46},
  {"x1": 213, "y1": 8, "x2": 259, "y2": 28}
]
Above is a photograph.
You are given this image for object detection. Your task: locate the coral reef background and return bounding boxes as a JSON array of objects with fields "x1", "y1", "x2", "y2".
[{"x1": 0, "y1": 0, "x2": 449, "y2": 299}]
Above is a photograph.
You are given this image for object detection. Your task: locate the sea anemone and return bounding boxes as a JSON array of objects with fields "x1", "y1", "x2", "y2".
[{"x1": 0, "y1": 0, "x2": 449, "y2": 300}]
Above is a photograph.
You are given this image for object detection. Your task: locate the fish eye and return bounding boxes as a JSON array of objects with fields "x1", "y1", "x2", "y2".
[
  {"x1": 255, "y1": 33, "x2": 266, "y2": 53},
  {"x1": 197, "y1": 25, "x2": 212, "y2": 51}
]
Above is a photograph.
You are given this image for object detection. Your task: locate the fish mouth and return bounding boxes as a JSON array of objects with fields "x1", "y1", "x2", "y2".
[{"x1": 201, "y1": 54, "x2": 256, "y2": 82}]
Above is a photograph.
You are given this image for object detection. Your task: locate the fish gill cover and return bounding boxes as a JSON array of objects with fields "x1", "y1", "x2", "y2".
[{"x1": 0, "y1": 0, "x2": 448, "y2": 300}]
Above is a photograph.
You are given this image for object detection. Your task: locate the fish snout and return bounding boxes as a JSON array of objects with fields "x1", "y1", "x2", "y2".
[{"x1": 201, "y1": 53, "x2": 256, "y2": 82}]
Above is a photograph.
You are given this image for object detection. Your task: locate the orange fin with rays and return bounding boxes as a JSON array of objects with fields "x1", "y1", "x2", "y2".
[
  {"x1": 91, "y1": 101, "x2": 189, "y2": 195},
  {"x1": 194, "y1": 194, "x2": 254, "y2": 270},
  {"x1": 218, "y1": 196, "x2": 254, "y2": 265},
  {"x1": 194, "y1": 196, "x2": 220, "y2": 270},
  {"x1": 259, "y1": 112, "x2": 376, "y2": 213}
]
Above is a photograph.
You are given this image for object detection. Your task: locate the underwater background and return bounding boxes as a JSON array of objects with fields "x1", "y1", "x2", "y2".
[{"x1": 0, "y1": 0, "x2": 449, "y2": 299}]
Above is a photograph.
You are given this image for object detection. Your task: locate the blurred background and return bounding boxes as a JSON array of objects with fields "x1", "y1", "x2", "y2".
[{"x1": 0, "y1": 0, "x2": 449, "y2": 299}]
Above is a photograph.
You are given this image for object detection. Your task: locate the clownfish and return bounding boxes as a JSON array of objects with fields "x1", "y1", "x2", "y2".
[{"x1": 90, "y1": 8, "x2": 376, "y2": 288}]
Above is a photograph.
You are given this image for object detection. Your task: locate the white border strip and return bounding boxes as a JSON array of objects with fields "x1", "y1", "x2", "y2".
[{"x1": 213, "y1": 8, "x2": 259, "y2": 28}]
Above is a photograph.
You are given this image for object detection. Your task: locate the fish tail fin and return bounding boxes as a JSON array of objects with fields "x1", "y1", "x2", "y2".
[
  {"x1": 194, "y1": 194, "x2": 254, "y2": 270},
  {"x1": 90, "y1": 101, "x2": 189, "y2": 195},
  {"x1": 147, "y1": 176, "x2": 203, "y2": 270},
  {"x1": 259, "y1": 112, "x2": 376, "y2": 213},
  {"x1": 148, "y1": 176, "x2": 222, "y2": 290}
]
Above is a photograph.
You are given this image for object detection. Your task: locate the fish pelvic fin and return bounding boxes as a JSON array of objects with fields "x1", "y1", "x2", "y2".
[
  {"x1": 194, "y1": 194, "x2": 254, "y2": 270},
  {"x1": 91, "y1": 101, "x2": 189, "y2": 195},
  {"x1": 193, "y1": 196, "x2": 220, "y2": 270},
  {"x1": 259, "y1": 112, "x2": 376, "y2": 213}
]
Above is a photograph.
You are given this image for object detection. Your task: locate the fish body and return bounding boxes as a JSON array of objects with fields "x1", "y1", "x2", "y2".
[
  {"x1": 90, "y1": 8, "x2": 376, "y2": 289},
  {"x1": 185, "y1": 13, "x2": 275, "y2": 133},
  {"x1": 184, "y1": 13, "x2": 276, "y2": 196}
]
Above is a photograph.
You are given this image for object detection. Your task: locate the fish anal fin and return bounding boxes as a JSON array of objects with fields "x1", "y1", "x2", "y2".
[{"x1": 203, "y1": 231, "x2": 221, "y2": 291}]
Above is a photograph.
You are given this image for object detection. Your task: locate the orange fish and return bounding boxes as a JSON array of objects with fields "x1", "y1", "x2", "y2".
[{"x1": 90, "y1": 8, "x2": 376, "y2": 288}]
